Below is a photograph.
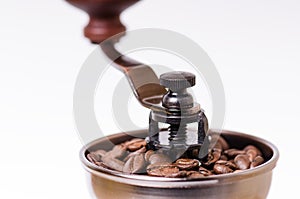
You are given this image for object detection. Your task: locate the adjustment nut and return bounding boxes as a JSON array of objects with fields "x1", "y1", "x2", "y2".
[{"x1": 160, "y1": 71, "x2": 195, "y2": 91}]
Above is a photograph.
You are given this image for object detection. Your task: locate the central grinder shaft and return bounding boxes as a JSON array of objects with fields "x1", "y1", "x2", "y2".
[{"x1": 147, "y1": 71, "x2": 209, "y2": 160}]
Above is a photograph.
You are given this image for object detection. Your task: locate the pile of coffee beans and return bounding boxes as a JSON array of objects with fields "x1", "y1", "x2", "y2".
[{"x1": 87, "y1": 136, "x2": 264, "y2": 178}]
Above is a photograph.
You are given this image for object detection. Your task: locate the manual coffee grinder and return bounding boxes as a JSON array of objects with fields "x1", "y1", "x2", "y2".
[{"x1": 66, "y1": 1, "x2": 279, "y2": 199}]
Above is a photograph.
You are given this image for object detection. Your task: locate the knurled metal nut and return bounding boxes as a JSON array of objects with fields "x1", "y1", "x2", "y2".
[{"x1": 160, "y1": 71, "x2": 196, "y2": 91}]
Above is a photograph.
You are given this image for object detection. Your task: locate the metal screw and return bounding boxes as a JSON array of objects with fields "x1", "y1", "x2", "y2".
[{"x1": 147, "y1": 71, "x2": 208, "y2": 160}]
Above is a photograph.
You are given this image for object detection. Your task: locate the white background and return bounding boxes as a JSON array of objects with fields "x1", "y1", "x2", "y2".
[{"x1": 0, "y1": 0, "x2": 299, "y2": 198}]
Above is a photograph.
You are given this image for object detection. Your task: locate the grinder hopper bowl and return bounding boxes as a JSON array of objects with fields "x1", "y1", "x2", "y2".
[{"x1": 66, "y1": 1, "x2": 279, "y2": 198}]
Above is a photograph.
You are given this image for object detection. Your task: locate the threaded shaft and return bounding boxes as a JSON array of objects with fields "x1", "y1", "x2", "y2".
[{"x1": 168, "y1": 124, "x2": 187, "y2": 146}]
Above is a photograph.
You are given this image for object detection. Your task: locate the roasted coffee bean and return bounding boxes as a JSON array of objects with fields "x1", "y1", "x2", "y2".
[
  {"x1": 95, "y1": 161, "x2": 110, "y2": 169},
  {"x1": 175, "y1": 159, "x2": 200, "y2": 170},
  {"x1": 213, "y1": 164, "x2": 233, "y2": 174},
  {"x1": 124, "y1": 138, "x2": 147, "y2": 152},
  {"x1": 87, "y1": 150, "x2": 107, "y2": 164},
  {"x1": 87, "y1": 153, "x2": 101, "y2": 164},
  {"x1": 206, "y1": 136, "x2": 230, "y2": 165},
  {"x1": 220, "y1": 155, "x2": 228, "y2": 161},
  {"x1": 228, "y1": 159, "x2": 236, "y2": 165},
  {"x1": 216, "y1": 160, "x2": 231, "y2": 166},
  {"x1": 244, "y1": 145, "x2": 262, "y2": 162},
  {"x1": 234, "y1": 154, "x2": 251, "y2": 170},
  {"x1": 147, "y1": 162, "x2": 173, "y2": 170},
  {"x1": 186, "y1": 171, "x2": 204, "y2": 179},
  {"x1": 124, "y1": 138, "x2": 143, "y2": 146},
  {"x1": 123, "y1": 147, "x2": 146, "y2": 162},
  {"x1": 165, "y1": 170, "x2": 187, "y2": 178},
  {"x1": 93, "y1": 149, "x2": 107, "y2": 157},
  {"x1": 136, "y1": 146, "x2": 147, "y2": 153},
  {"x1": 106, "y1": 145, "x2": 127, "y2": 159},
  {"x1": 101, "y1": 156, "x2": 124, "y2": 172},
  {"x1": 123, "y1": 153, "x2": 145, "y2": 174},
  {"x1": 246, "y1": 149, "x2": 257, "y2": 162},
  {"x1": 224, "y1": 149, "x2": 246, "y2": 158},
  {"x1": 199, "y1": 167, "x2": 213, "y2": 176},
  {"x1": 244, "y1": 145, "x2": 262, "y2": 156},
  {"x1": 215, "y1": 160, "x2": 237, "y2": 170},
  {"x1": 144, "y1": 150, "x2": 155, "y2": 162},
  {"x1": 205, "y1": 150, "x2": 221, "y2": 165},
  {"x1": 250, "y1": 156, "x2": 264, "y2": 168},
  {"x1": 147, "y1": 165, "x2": 183, "y2": 178},
  {"x1": 148, "y1": 153, "x2": 172, "y2": 165}
]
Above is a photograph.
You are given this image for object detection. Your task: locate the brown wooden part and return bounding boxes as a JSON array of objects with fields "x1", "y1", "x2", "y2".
[{"x1": 66, "y1": 0, "x2": 139, "y2": 43}]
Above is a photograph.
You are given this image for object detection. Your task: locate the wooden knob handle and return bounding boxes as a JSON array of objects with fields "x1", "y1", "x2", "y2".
[{"x1": 66, "y1": 0, "x2": 139, "y2": 43}]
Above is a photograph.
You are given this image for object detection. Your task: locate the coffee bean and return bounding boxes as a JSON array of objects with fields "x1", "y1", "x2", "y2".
[
  {"x1": 186, "y1": 171, "x2": 204, "y2": 179},
  {"x1": 87, "y1": 149, "x2": 108, "y2": 165},
  {"x1": 106, "y1": 145, "x2": 127, "y2": 159},
  {"x1": 148, "y1": 153, "x2": 172, "y2": 165},
  {"x1": 220, "y1": 155, "x2": 228, "y2": 161},
  {"x1": 144, "y1": 150, "x2": 155, "y2": 162},
  {"x1": 136, "y1": 146, "x2": 147, "y2": 153},
  {"x1": 124, "y1": 138, "x2": 143, "y2": 146},
  {"x1": 250, "y1": 156, "x2": 264, "y2": 168},
  {"x1": 244, "y1": 145, "x2": 262, "y2": 156},
  {"x1": 147, "y1": 165, "x2": 183, "y2": 178},
  {"x1": 215, "y1": 160, "x2": 237, "y2": 169},
  {"x1": 224, "y1": 149, "x2": 246, "y2": 158},
  {"x1": 101, "y1": 156, "x2": 124, "y2": 172},
  {"x1": 244, "y1": 145, "x2": 262, "y2": 162},
  {"x1": 213, "y1": 164, "x2": 233, "y2": 174},
  {"x1": 175, "y1": 159, "x2": 200, "y2": 170},
  {"x1": 124, "y1": 138, "x2": 147, "y2": 152},
  {"x1": 123, "y1": 153, "x2": 145, "y2": 174},
  {"x1": 95, "y1": 161, "x2": 110, "y2": 169},
  {"x1": 165, "y1": 170, "x2": 187, "y2": 178},
  {"x1": 87, "y1": 153, "x2": 101, "y2": 164},
  {"x1": 234, "y1": 154, "x2": 251, "y2": 170},
  {"x1": 93, "y1": 149, "x2": 107, "y2": 157},
  {"x1": 147, "y1": 162, "x2": 173, "y2": 170},
  {"x1": 199, "y1": 167, "x2": 213, "y2": 176},
  {"x1": 246, "y1": 149, "x2": 257, "y2": 162},
  {"x1": 205, "y1": 150, "x2": 221, "y2": 165},
  {"x1": 123, "y1": 147, "x2": 146, "y2": 162}
]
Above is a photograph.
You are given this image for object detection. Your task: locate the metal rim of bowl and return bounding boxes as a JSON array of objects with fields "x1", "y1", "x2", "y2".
[{"x1": 79, "y1": 129, "x2": 279, "y2": 188}]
